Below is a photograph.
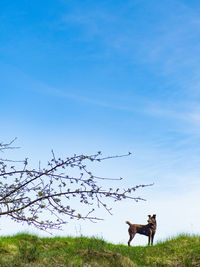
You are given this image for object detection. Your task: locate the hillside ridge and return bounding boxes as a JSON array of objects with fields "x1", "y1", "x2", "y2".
[{"x1": 0, "y1": 233, "x2": 199, "y2": 266}]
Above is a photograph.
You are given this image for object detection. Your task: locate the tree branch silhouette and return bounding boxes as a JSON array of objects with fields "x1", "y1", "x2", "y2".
[{"x1": 0, "y1": 139, "x2": 152, "y2": 230}]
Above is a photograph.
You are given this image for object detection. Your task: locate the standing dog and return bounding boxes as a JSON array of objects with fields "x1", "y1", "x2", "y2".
[{"x1": 126, "y1": 214, "x2": 156, "y2": 246}]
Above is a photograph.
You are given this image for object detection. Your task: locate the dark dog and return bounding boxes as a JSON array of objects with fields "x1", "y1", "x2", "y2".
[{"x1": 126, "y1": 214, "x2": 156, "y2": 246}]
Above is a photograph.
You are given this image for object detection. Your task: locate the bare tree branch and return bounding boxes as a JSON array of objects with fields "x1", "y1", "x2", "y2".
[{"x1": 0, "y1": 140, "x2": 152, "y2": 230}]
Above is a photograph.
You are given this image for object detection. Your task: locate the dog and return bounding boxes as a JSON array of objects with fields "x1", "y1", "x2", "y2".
[{"x1": 126, "y1": 214, "x2": 156, "y2": 246}]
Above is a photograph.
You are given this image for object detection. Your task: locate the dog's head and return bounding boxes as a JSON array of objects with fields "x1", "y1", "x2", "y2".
[{"x1": 147, "y1": 214, "x2": 156, "y2": 225}]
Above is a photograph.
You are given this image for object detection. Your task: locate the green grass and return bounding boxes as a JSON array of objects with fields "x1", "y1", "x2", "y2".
[{"x1": 0, "y1": 233, "x2": 199, "y2": 266}]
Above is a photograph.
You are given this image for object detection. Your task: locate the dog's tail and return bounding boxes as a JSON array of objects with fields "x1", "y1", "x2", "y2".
[{"x1": 125, "y1": 221, "x2": 132, "y2": 226}]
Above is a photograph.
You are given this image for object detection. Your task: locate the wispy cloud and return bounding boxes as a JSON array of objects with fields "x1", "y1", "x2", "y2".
[
  {"x1": 59, "y1": 0, "x2": 200, "y2": 104},
  {"x1": 40, "y1": 83, "x2": 200, "y2": 136},
  {"x1": 3, "y1": 59, "x2": 200, "y2": 138}
]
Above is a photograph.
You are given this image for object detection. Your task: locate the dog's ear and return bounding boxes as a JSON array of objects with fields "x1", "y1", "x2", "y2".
[
  {"x1": 152, "y1": 214, "x2": 156, "y2": 218},
  {"x1": 148, "y1": 215, "x2": 151, "y2": 218}
]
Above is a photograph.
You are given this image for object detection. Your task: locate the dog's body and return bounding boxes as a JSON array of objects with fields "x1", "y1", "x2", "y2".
[{"x1": 126, "y1": 214, "x2": 156, "y2": 246}]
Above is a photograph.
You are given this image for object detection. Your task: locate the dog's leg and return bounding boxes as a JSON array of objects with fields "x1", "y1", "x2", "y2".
[
  {"x1": 128, "y1": 232, "x2": 135, "y2": 246},
  {"x1": 148, "y1": 235, "x2": 151, "y2": 246},
  {"x1": 151, "y1": 233, "x2": 155, "y2": 245}
]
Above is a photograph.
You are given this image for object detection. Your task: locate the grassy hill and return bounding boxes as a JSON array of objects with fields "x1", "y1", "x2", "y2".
[{"x1": 0, "y1": 233, "x2": 200, "y2": 266}]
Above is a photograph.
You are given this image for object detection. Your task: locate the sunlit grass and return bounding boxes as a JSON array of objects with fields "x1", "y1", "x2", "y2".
[{"x1": 0, "y1": 233, "x2": 199, "y2": 266}]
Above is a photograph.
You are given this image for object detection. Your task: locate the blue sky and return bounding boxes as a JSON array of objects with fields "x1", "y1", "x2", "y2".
[{"x1": 1, "y1": 0, "x2": 200, "y2": 245}]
